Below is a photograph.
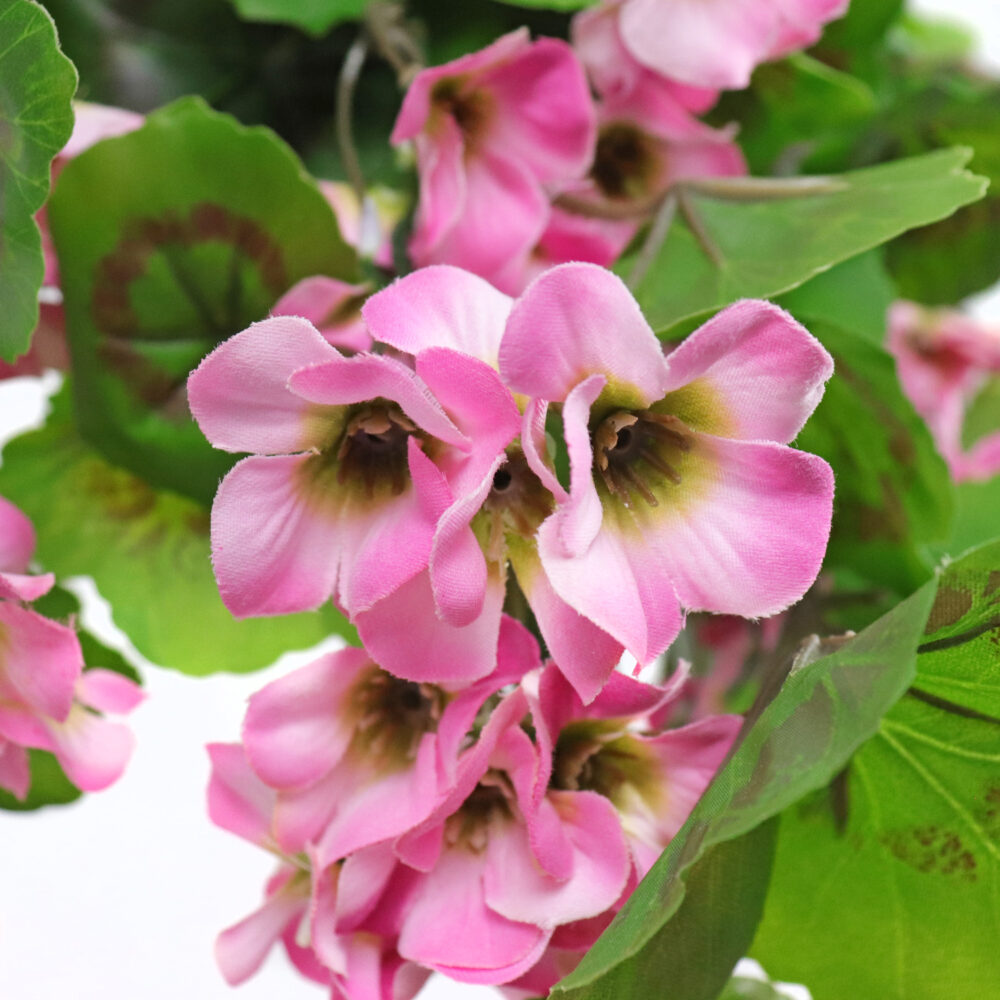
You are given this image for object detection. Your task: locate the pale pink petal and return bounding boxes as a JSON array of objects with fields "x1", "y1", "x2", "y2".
[
  {"x1": 210, "y1": 454, "x2": 343, "y2": 618},
  {"x1": 216, "y1": 879, "x2": 308, "y2": 986},
  {"x1": 0, "y1": 701, "x2": 55, "y2": 751},
  {"x1": 633, "y1": 436, "x2": 834, "y2": 616},
  {"x1": 484, "y1": 790, "x2": 628, "y2": 927},
  {"x1": 61, "y1": 101, "x2": 143, "y2": 160},
  {"x1": 620, "y1": 0, "x2": 778, "y2": 90},
  {"x1": 362, "y1": 266, "x2": 513, "y2": 365},
  {"x1": 74, "y1": 669, "x2": 145, "y2": 714},
  {"x1": 0, "y1": 571, "x2": 55, "y2": 603},
  {"x1": 0, "y1": 603, "x2": 80, "y2": 721},
  {"x1": 661, "y1": 300, "x2": 833, "y2": 442},
  {"x1": 398, "y1": 845, "x2": 550, "y2": 980},
  {"x1": 408, "y1": 117, "x2": 466, "y2": 263},
  {"x1": 272, "y1": 766, "x2": 342, "y2": 853},
  {"x1": 335, "y1": 842, "x2": 399, "y2": 931},
  {"x1": 47, "y1": 707, "x2": 135, "y2": 791},
  {"x1": 354, "y1": 564, "x2": 504, "y2": 687},
  {"x1": 287, "y1": 352, "x2": 467, "y2": 448},
  {"x1": 771, "y1": 0, "x2": 849, "y2": 55},
  {"x1": 0, "y1": 495, "x2": 37, "y2": 573},
  {"x1": 243, "y1": 648, "x2": 371, "y2": 789},
  {"x1": 271, "y1": 276, "x2": 372, "y2": 353},
  {"x1": 957, "y1": 430, "x2": 1000, "y2": 482},
  {"x1": 206, "y1": 742, "x2": 276, "y2": 847},
  {"x1": 187, "y1": 316, "x2": 340, "y2": 454},
  {"x1": 478, "y1": 38, "x2": 596, "y2": 182},
  {"x1": 423, "y1": 152, "x2": 549, "y2": 282},
  {"x1": 500, "y1": 263, "x2": 670, "y2": 404},
  {"x1": 520, "y1": 399, "x2": 567, "y2": 502},
  {"x1": 0, "y1": 739, "x2": 30, "y2": 799}
]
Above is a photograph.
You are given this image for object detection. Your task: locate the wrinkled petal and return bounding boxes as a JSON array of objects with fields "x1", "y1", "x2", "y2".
[
  {"x1": 206, "y1": 742, "x2": 277, "y2": 847},
  {"x1": 271, "y1": 276, "x2": 372, "y2": 353},
  {"x1": 187, "y1": 316, "x2": 340, "y2": 454},
  {"x1": 362, "y1": 266, "x2": 512, "y2": 366},
  {"x1": 661, "y1": 300, "x2": 833, "y2": 443},
  {"x1": 243, "y1": 648, "x2": 371, "y2": 789},
  {"x1": 500, "y1": 263, "x2": 669, "y2": 404},
  {"x1": 0, "y1": 602, "x2": 80, "y2": 721},
  {"x1": 210, "y1": 454, "x2": 343, "y2": 618},
  {"x1": 626, "y1": 435, "x2": 834, "y2": 617}
]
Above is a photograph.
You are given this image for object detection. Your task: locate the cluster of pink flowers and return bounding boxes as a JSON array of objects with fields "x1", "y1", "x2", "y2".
[
  {"x1": 888, "y1": 301, "x2": 1000, "y2": 482},
  {"x1": 0, "y1": 496, "x2": 143, "y2": 799},
  {"x1": 193, "y1": 259, "x2": 835, "y2": 993},
  {"x1": 394, "y1": 0, "x2": 847, "y2": 294}
]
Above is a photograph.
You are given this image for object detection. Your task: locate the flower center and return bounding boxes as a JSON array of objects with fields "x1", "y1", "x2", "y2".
[
  {"x1": 590, "y1": 121, "x2": 661, "y2": 201},
  {"x1": 431, "y1": 77, "x2": 493, "y2": 151},
  {"x1": 348, "y1": 668, "x2": 446, "y2": 770},
  {"x1": 445, "y1": 772, "x2": 515, "y2": 852},
  {"x1": 335, "y1": 403, "x2": 416, "y2": 499},
  {"x1": 592, "y1": 409, "x2": 692, "y2": 508},
  {"x1": 480, "y1": 448, "x2": 555, "y2": 560}
]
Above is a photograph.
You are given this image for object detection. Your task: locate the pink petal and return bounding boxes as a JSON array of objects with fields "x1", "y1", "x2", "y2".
[
  {"x1": 661, "y1": 301, "x2": 833, "y2": 443},
  {"x1": 335, "y1": 842, "x2": 399, "y2": 931},
  {"x1": 210, "y1": 454, "x2": 343, "y2": 618},
  {"x1": 0, "y1": 495, "x2": 37, "y2": 573},
  {"x1": 206, "y1": 742, "x2": 276, "y2": 847},
  {"x1": 484, "y1": 790, "x2": 628, "y2": 927},
  {"x1": 216, "y1": 878, "x2": 308, "y2": 986},
  {"x1": 620, "y1": 0, "x2": 778, "y2": 90},
  {"x1": 398, "y1": 845, "x2": 550, "y2": 980},
  {"x1": 243, "y1": 647, "x2": 371, "y2": 789},
  {"x1": 0, "y1": 739, "x2": 30, "y2": 799},
  {"x1": 271, "y1": 276, "x2": 372, "y2": 353},
  {"x1": 0, "y1": 570, "x2": 55, "y2": 603},
  {"x1": 74, "y1": 669, "x2": 145, "y2": 714},
  {"x1": 421, "y1": 152, "x2": 549, "y2": 282},
  {"x1": 0, "y1": 602, "x2": 80, "y2": 721},
  {"x1": 287, "y1": 352, "x2": 467, "y2": 449},
  {"x1": 362, "y1": 266, "x2": 513, "y2": 365},
  {"x1": 47, "y1": 707, "x2": 136, "y2": 791},
  {"x1": 408, "y1": 116, "x2": 466, "y2": 263},
  {"x1": 187, "y1": 316, "x2": 340, "y2": 455},
  {"x1": 355, "y1": 563, "x2": 505, "y2": 687},
  {"x1": 634, "y1": 435, "x2": 834, "y2": 617},
  {"x1": 62, "y1": 101, "x2": 143, "y2": 160},
  {"x1": 521, "y1": 399, "x2": 567, "y2": 502},
  {"x1": 478, "y1": 37, "x2": 596, "y2": 183},
  {"x1": 500, "y1": 263, "x2": 670, "y2": 404}
]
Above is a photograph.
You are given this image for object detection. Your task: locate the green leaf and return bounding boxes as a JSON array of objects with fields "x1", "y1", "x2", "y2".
[
  {"x1": 0, "y1": 385, "x2": 355, "y2": 675},
  {"x1": 48, "y1": 95, "x2": 357, "y2": 505},
  {"x1": 752, "y1": 539, "x2": 1000, "y2": 1000},
  {"x1": 946, "y1": 477, "x2": 1000, "y2": 557},
  {"x1": 621, "y1": 149, "x2": 986, "y2": 338},
  {"x1": 228, "y1": 0, "x2": 369, "y2": 35},
  {"x1": 0, "y1": 0, "x2": 76, "y2": 362},
  {"x1": 0, "y1": 749, "x2": 80, "y2": 812},
  {"x1": 794, "y1": 319, "x2": 953, "y2": 594},
  {"x1": 553, "y1": 579, "x2": 937, "y2": 1000}
]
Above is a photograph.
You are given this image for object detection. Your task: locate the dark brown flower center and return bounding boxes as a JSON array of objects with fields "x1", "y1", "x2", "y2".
[
  {"x1": 481, "y1": 449, "x2": 555, "y2": 559},
  {"x1": 551, "y1": 721, "x2": 656, "y2": 808},
  {"x1": 592, "y1": 409, "x2": 693, "y2": 508},
  {"x1": 445, "y1": 773, "x2": 515, "y2": 852},
  {"x1": 335, "y1": 403, "x2": 416, "y2": 498},
  {"x1": 590, "y1": 121, "x2": 661, "y2": 200},
  {"x1": 431, "y1": 77, "x2": 493, "y2": 151},
  {"x1": 348, "y1": 668, "x2": 446, "y2": 770}
]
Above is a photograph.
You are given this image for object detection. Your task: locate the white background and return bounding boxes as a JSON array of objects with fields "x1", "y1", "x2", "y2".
[{"x1": 1, "y1": 3, "x2": 998, "y2": 998}]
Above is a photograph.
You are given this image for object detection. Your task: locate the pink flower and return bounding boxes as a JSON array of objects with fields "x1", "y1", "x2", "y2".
[
  {"x1": 499, "y1": 263, "x2": 835, "y2": 689},
  {"x1": 207, "y1": 743, "x2": 428, "y2": 999},
  {"x1": 392, "y1": 29, "x2": 595, "y2": 286},
  {"x1": 239, "y1": 618, "x2": 536, "y2": 863},
  {"x1": 270, "y1": 276, "x2": 373, "y2": 353},
  {"x1": 319, "y1": 180, "x2": 399, "y2": 272},
  {"x1": 0, "y1": 602, "x2": 143, "y2": 798},
  {"x1": 0, "y1": 495, "x2": 55, "y2": 603},
  {"x1": 187, "y1": 313, "x2": 520, "y2": 672},
  {"x1": 888, "y1": 301, "x2": 1000, "y2": 482},
  {"x1": 390, "y1": 686, "x2": 631, "y2": 985},
  {"x1": 587, "y1": 0, "x2": 848, "y2": 92}
]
